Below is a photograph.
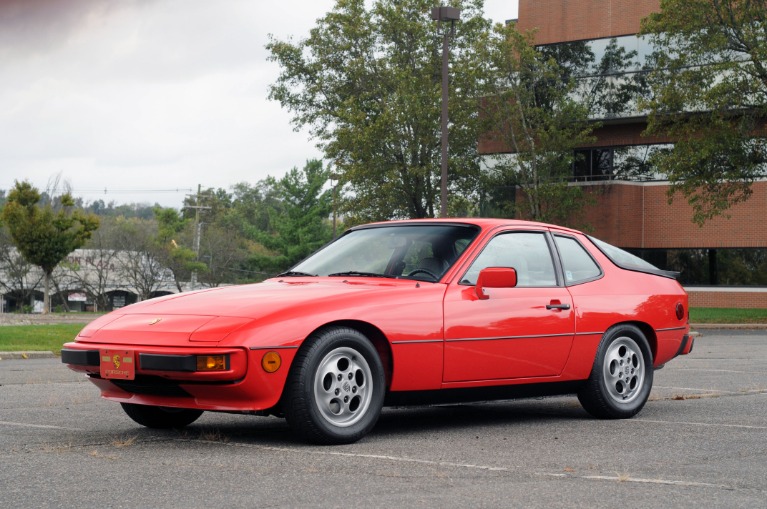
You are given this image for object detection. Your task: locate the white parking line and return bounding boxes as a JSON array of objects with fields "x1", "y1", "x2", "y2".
[
  {"x1": 0, "y1": 420, "x2": 82, "y2": 431},
  {"x1": 636, "y1": 419, "x2": 767, "y2": 430},
  {"x1": 192, "y1": 439, "x2": 736, "y2": 490},
  {"x1": 672, "y1": 368, "x2": 764, "y2": 374},
  {"x1": 578, "y1": 474, "x2": 730, "y2": 489},
  {"x1": 653, "y1": 385, "x2": 737, "y2": 393},
  {"x1": 540, "y1": 471, "x2": 730, "y2": 488}
]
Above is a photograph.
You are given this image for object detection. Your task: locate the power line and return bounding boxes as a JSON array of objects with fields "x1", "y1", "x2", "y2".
[{"x1": 72, "y1": 187, "x2": 194, "y2": 195}]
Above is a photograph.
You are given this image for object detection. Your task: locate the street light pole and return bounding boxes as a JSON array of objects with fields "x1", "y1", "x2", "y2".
[
  {"x1": 432, "y1": 6, "x2": 460, "y2": 218},
  {"x1": 329, "y1": 171, "x2": 341, "y2": 238}
]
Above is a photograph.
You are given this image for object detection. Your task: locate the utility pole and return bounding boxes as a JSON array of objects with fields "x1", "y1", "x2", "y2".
[{"x1": 184, "y1": 184, "x2": 211, "y2": 290}]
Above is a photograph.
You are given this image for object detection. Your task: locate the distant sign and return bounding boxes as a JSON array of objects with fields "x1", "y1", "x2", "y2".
[
  {"x1": 68, "y1": 292, "x2": 87, "y2": 302},
  {"x1": 113, "y1": 295, "x2": 126, "y2": 308}
]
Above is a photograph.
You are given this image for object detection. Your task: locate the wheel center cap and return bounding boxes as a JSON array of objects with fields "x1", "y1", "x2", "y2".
[{"x1": 342, "y1": 381, "x2": 351, "y2": 393}]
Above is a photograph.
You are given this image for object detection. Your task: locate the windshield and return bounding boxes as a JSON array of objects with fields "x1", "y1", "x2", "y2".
[{"x1": 289, "y1": 224, "x2": 480, "y2": 282}]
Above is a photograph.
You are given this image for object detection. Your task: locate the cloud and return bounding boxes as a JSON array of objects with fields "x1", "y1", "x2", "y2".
[
  {"x1": 0, "y1": 0, "x2": 326, "y2": 206},
  {"x1": 0, "y1": 1, "x2": 142, "y2": 60},
  {"x1": 0, "y1": 0, "x2": 517, "y2": 207}
]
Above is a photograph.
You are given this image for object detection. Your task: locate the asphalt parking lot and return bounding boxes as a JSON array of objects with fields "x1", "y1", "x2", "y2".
[{"x1": 1, "y1": 329, "x2": 765, "y2": 508}]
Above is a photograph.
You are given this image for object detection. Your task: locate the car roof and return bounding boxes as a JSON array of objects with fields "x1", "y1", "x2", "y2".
[{"x1": 354, "y1": 217, "x2": 583, "y2": 236}]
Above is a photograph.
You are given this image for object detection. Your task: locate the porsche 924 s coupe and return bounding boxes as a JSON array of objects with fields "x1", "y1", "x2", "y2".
[{"x1": 62, "y1": 218, "x2": 693, "y2": 444}]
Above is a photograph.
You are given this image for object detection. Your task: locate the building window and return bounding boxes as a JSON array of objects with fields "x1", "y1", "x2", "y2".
[
  {"x1": 540, "y1": 35, "x2": 653, "y2": 119},
  {"x1": 574, "y1": 148, "x2": 614, "y2": 181},
  {"x1": 628, "y1": 248, "x2": 767, "y2": 287},
  {"x1": 573, "y1": 144, "x2": 672, "y2": 182}
]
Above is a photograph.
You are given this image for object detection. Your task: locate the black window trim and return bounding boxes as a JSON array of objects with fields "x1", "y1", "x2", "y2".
[
  {"x1": 459, "y1": 229, "x2": 562, "y2": 288},
  {"x1": 551, "y1": 233, "x2": 605, "y2": 287}
]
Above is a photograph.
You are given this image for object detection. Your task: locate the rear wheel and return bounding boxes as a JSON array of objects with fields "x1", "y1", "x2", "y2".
[
  {"x1": 283, "y1": 327, "x2": 385, "y2": 444},
  {"x1": 578, "y1": 324, "x2": 653, "y2": 419},
  {"x1": 120, "y1": 403, "x2": 203, "y2": 429}
]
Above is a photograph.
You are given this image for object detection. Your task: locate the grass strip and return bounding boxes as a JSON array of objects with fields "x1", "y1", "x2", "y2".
[
  {"x1": 0, "y1": 324, "x2": 85, "y2": 354},
  {"x1": 689, "y1": 307, "x2": 767, "y2": 324}
]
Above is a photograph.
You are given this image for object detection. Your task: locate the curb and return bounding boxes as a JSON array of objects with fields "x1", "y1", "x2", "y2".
[
  {"x1": 0, "y1": 351, "x2": 57, "y2": 360},
  {"x1": 690, "y1": 323, "x2": 767, "y2": 330}
]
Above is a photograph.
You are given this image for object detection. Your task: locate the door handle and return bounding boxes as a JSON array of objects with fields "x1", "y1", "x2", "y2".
[{"x1": 546, "y1": 302, "x2": 571, "y2": 310}]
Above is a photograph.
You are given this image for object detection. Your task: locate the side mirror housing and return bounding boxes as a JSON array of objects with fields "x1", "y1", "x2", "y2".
[{"x1": 476, "y1": 267, "x2": 517, "y2": 300}]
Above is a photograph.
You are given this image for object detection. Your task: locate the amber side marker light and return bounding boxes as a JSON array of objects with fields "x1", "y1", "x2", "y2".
[
  {"x1": 196, "y1": 355, "x2": 228, "y2": 372},
  {"x1": 262, "y1": 351, "x2": 282, "y2": 373}
]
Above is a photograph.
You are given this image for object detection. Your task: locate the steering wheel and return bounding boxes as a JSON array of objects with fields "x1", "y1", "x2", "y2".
[{"x1": 406, "y1": 268, "x2": 439, "y2": 280}]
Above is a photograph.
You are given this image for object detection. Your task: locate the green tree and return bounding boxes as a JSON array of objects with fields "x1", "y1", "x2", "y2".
[
  {"x1": 270, "y1": 160, "x2": 333, "y2": 265},
  {"x1": 642, "y1": 0, "x2": 767, "y2": 224},
  {"x1": 267, "y1": 0, "x2": 491, "y2": 220},
  {"x1": 228, "y1": 179, "x2": 284, "y2": 239},
  {"x1": 1, "y1": 181, "x2": 99, "y2": 313},
  {"x1": 477, "y1": 23, "x2": 596, "y2": 224},
  {"x1": 154, "y1": 207, "x2": 206, "y2": 291},
  {"x1": 172, "y1": 183, "x2": 282, "y2": 283}
]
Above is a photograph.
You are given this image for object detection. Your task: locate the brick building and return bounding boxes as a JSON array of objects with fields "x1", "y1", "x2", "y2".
[{"x1": 478, "y1": 0, "x2": 767, "y2": 308}]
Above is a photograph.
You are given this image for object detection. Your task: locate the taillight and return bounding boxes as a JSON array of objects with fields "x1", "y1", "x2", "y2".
[{"x1": 675, "y1": 302, "x2": 685, "y2": 321}]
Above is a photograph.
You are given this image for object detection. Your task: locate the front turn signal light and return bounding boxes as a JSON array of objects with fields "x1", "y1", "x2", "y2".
[
  {"x1": 261, "y1": 351, "x2": 281, "y2": 373},
  {"x1": 196, "y1": 355, "x2": 228, "y2": 372}
]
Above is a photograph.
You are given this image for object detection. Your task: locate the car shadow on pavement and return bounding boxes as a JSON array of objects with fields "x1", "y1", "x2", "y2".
[
  {"x1": 122, "y1": 396, "x2": 590, "y2": 447},
  {"x1": 373, "y1": 397, "x2": 588, "y2": 436}
]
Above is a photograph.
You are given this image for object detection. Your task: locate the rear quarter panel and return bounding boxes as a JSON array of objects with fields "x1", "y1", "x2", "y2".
[{"x1": 565, "y1": 245, "x2": 689, "y2": 375}]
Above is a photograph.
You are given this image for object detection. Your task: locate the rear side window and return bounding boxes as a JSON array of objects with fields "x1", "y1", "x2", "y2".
[
  {"x1": 587, "y1": 235, "x2": 679, "y2": 279},
  {"x1": 555, "y1": 235, "x2": 602, "y2": 285}
]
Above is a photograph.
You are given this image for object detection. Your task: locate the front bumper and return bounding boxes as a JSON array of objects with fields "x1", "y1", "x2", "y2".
[
  {"x1": 61, "y1": 345, "x2": 246, "y2": 382},
  {"x1": 62, "y1": 349, "x2": 233, "y2": 376},
  {"x1": 61, "y1": 343, "x2": 296, "y2": 412}
]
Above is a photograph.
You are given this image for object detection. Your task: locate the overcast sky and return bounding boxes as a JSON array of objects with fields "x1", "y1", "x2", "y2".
[{"x1": 0, "y1": 0, "x2": 518, "y2": 208}]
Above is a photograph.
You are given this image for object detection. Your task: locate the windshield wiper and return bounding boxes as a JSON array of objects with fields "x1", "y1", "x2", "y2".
[
  {"x1": 276, "y1": 271, "x2": 317, "y2": 277},
  {"x1": 327, "y1": 271, "x2": 390, "y2": 278}
]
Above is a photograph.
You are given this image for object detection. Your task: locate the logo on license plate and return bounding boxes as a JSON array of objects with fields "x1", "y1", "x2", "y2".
[{"x1": 100, "y1": 349, "x2": 135, "y2": 380}]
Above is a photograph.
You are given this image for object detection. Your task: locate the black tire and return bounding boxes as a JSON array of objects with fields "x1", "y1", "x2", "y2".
[
  {"x1": 578, "y1": 324, "x2": 653, "y2": 419},
  {"x1": 120, "y1": 403, "x2": 203, "y2": 429},
  {"x1": 283, "y1": 326, "x2": 385, "y2": 445}
]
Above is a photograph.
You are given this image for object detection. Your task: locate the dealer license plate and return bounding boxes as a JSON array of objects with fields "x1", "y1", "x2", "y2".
[{"x1": 100, "y1": 349, "x2": 135, "y2": 380}]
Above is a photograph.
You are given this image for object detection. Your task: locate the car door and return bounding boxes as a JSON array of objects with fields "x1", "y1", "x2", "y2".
[{"x1": 443, "y1": 229, "x2": 575, "y2": 383}]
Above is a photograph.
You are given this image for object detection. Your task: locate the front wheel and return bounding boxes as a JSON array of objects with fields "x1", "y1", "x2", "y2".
[
  {"x1": 120, "y1": 403, "x2": 203, "y2": 429},
  {"x1": 283, "y1": 327, "x2": 385, "y2": 444},
  {"x1": 578, "y1": 325, "x2": 653, "y2": 419}
]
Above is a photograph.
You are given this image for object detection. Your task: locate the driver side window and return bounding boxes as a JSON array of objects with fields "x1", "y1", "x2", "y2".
[{"x1": 462, "y1": 232, "x2": 557, "y2": 287}]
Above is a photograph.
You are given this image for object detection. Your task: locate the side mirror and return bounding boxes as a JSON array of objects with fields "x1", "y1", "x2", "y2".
[{"x1": 476, "y1": 267, "x2": 517, "y2": 300}]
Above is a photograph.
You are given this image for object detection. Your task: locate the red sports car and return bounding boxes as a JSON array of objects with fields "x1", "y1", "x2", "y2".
[{"x1": 62, "y1": 218, "x2": 692, "y2": 444}]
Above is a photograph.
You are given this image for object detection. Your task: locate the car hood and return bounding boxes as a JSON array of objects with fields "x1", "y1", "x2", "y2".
[
  {"x1": 118, "y1": 278, "x2": 423, "y2": 316},
  {"x1": 76, "y1": 278, "x2": 439, "y2": 345}
]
